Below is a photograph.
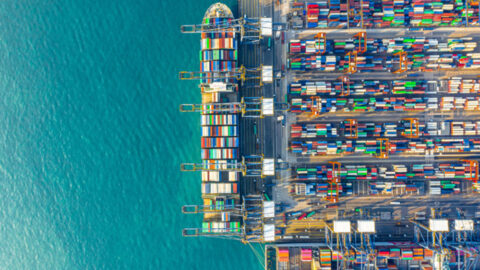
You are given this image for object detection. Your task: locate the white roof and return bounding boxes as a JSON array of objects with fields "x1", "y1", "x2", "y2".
[
  {"x1": 260, "y1": 17, "x2": 272, "y2": 37},
  {"x1": 262, "y1": 65, "x2": 273, "y2": 83},
  {"x1": 203, "y1": 82, "x2": 229, "y2": 93},
  {"x1": 263, "y1": 224, "x2": 275, "y2": 242},
  {"x1": 262, "y1": 158, "x2": 275, "y2": 176},
  {"x1": 357, "y1": 220, "x2": 375, "y2": 233},
  {"x1": 262, "y1": 98, "x2": 274, "y2": 116},
  {"x1": 429, "y1": 219, "x2": 449, "y2": 232},
  {"x1": 333, "y1": 220, "x2": 351, "y2": 233},
  {"x1": 263, "y1": 201, "x2": 275, "y2": 218},
  {"x1": 454, "y1": 220, "x2": 474, "y2": 231}
]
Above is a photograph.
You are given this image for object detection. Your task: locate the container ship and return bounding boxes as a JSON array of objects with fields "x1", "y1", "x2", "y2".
[
  {"x1": 200, "y1": 3, "x2": 238, "y2": 103},
  {"x1": 197, "y1": 3, "x2": 242, "y2": 237}
]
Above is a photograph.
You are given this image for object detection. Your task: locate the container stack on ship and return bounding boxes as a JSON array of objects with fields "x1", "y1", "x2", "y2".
[{"x1": 198, "y1": 3, "x2": 242, "y2": 237}]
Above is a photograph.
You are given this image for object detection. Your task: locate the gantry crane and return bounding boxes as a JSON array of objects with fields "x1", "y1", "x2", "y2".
[
  {"x1": 376, "y1": 138, "x2": 390, "y2": 159},
  {"x1": 327, "y1": 161, "x2": 341, "y2": 203},
  {"x1": 181, "y1": 156, "x2": 288, "y2": 178},
  {"x1": 345, "y1": 51, "x2": 358, "y2": 74},
  {"x1": 325, "y1": 221, "x2": 353, "y2": 269},
  {"x1": 344, "y1": 119, "x2": 358, "y2": 139},
  {"x1": 182, "y1": 200, "x2": 242, "y2": 214},
  {"x1": 411, "y1": 208, "x2": 452, "y2": 268},
  {"x1": 314, "y1": 32, "x2": 326, "y2": 55},
  {"x1": 353, "y1": 32, "x2": 367, "y2": 54},
  {"x1": 310, "y1": 96, "x2": 322, "y2": 117},
  {"x1": 180, "y1": 102, "x2": 242, "y2": 114},
  {"x1": 393, "y1": 51, "x2": 408, "y2": 74},
  {"x1": 338, "y1": 76, "x2": 351, "y2": 96},
  {"x1": 353, "y1": 214, "x2": 376, "y2": 270},
  {"x1": 179, "y1": 65, "x2": 262, "y2": 85},
  {"x1": 401, "y1": 118, "x2": 420, "y2": 138},
  {"x1": 179, "y1": 97, "x2": 289, "y2": 118},
  {"x1": 462, "y1": 159, "x2": 479, "y2": 182},
  {"x1": 181, "y1": 15, "x2": 275, "y2": 43}
]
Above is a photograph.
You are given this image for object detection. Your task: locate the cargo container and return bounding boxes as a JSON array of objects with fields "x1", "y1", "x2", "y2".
[
  {"x1": 201, "y1": 221, "x2": 241, "y2": 233},
  {"x1": 288, "y1": 79, "x2": 480, "y2": 96},
  {"x1": 293, "y1": 162, "x2": 477, "y2": 182},
  {"x1": 201, "y1": 114, "x2": 238, "y2": 126},
  {"x1": 289, "y1": 37, "x2": 477, "y2": 56},
  {"x1": 291, "y1": 138, "x2": 480, "y2": 156},
  {"x1": 201, "y1": 182, "x2": 238, "y2": 194},
  {"x1": 290, "y1": 120, "x2": 480, "y2": 139},
  {"x1": 202, "y1": 126, "x2": 238, "y2": 137},
  {"x1": 289, "y1": 53, "x2": 480, "y2": 72},
  {"x1": 201, "y1": 137, "x2": 239, "y2": 148},
  {"x1": 200, "y1": 8, "x2": 238, "y2": 85},
  {"x1": 290, "y1": 96, "x2": 480, "y2": 114},
  {"x1": 303, "y1": 0, "x2": 479, "y2": 29}
]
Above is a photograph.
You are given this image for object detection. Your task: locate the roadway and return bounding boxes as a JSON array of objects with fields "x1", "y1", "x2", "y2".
[{"x1": 238, "y1": 0, "x2": 261, "y2": 197}]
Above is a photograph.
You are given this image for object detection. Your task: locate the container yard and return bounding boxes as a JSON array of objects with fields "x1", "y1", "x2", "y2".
[{"x1": 179, "y1": 1, "x2": 480, "y2": 269}]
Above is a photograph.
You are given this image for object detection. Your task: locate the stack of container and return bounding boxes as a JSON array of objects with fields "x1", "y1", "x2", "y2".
[
  {"x1": 278, "y1": 249, "x2": 289, "y2": 262},
  {"x1": 289, "y1": 53, "x2": 480, "y2": 72},
  {"x1": 201, "y1": 182, "x2": 238, "y2": 194},
  {"x1": 201, "y1": 221, "x2": 241, "y2": 233},
  {"x1": 301, "y1": 249, "x2": 312, "y2": 261},
  {"x1": 203, "y1": 197, "x2": 235, "y2": 211},
  {"x1": 291, "y1": 138, "x2": 480, "y2": 156},
  {"x1": 294, "y1": 162, "x2": 476, "y2": 182},
  {"x1": 305, "y1": 3, "x2": 321, "y2": 28},
  {"x1": 201, "y1": 114, "x2": 238, "y2": 160},
  {"x1": 413, "y1": 248, "x2": 424, "y2": 260},
  {"x1": 382, "y1": 0, "x2": 406, "y2": 27},
  {"x1": 200, "y1": 112, "x2": 239, "y2": 195},
  {"x1": 290, "y1": 95, "x2": 480, "y2": 114},
  {"x1": 290, "y1": 78, "x2": 480, "y2": 97},
  {"x1": 327, "y1": 0, "x2": 348, "y2": 28},
  {"x1": 450, "y1": 121, "x2": 480, "y2": 136},
  {"x1": 401, "y1": 249, "x2": 413, "y2": 260},
  {"x1": 202, "y1": 171, "x2": 239, "y2": 182},
  {"x1": 200, "y1": 17, "x2": 237, "y2": 84},
  {"x1": 289, "y1": 80, "x2": 391, "y2": 96},
  {"x1": 291, "y1": 120, "x2": 479, "y2": 139},
  {"x1": 289, "y1": 37, "x2": 477, "y2": 55},
  {"x1": 388, "y1": 248, "x2": 401, "y2": 258},
  {"x1": 429, "y1": 180, "x2": 461, "y2": 195},
  {"x1": 448, "y1": 78, "x2": 480, "y2": 93},
  {"x1": 304, "y1": 0, "x2": 480, "y2": 28},
  {"x1": 290, "y1": 123, "x2": 337, "y2": 138},
  {"x1": 320, "y1": 249, "x2": 332, "y2": 267},
  {"x1": 316, "y1": 183, "x2": 329, "y2": 197},
  {"x1": 440, "y1": 96, "x2": 480, "y2": 111}
]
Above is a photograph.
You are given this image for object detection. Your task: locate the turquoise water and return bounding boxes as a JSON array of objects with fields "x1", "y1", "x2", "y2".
[{"x1": 0, "y1": 0, "x2": 262, "y2": 269}]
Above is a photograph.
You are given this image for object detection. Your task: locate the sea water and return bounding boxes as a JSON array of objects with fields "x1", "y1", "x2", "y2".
[{"x1": 0, "y1": 0, "x2": 262, "y2": 269}]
